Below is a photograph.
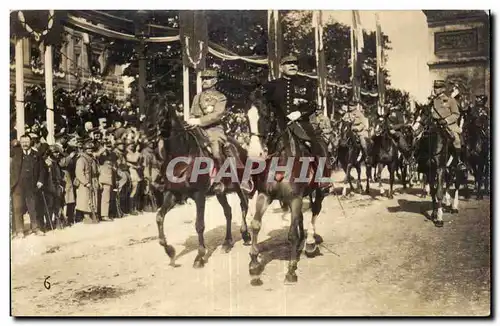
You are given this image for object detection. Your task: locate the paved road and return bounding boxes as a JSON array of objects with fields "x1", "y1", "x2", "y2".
[{"x1": 11, "y1": 173, "x2": 490, "y2": 316}]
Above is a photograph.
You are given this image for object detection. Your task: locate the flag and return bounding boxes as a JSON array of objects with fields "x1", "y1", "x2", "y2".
[
  {"x1": 179, "y1": 10, "x2": 208, "y2": 70},
  {"x1": 351, "y1": 10, "x2": 364, "y2": 102},
  {"x1": 267, "y1": 10, "x2": 283, "y2": 80},
  {"x1": 375, "y1": 13, "x2": 385, "y2": 111},
  {"x1": 313, "y1": 10, "x2": 327, "y2": 115}
]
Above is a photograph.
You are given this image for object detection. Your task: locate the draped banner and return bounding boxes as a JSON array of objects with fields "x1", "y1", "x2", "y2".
[
  {"x1": 267, "y1": 10, "x2": 283, "y2": 80},
  {"x1": 179, "y1": 10, "x2": 208, "y2": 70},
  {"x1": 351, "y1": 10, "x2": 364, "y2": 102},
  {"x1": 313, "y1": 10, "x2": 327, "y2": 114},
  {"x1": 375, "y1": 13, "x2": 385, "y2": 112}
]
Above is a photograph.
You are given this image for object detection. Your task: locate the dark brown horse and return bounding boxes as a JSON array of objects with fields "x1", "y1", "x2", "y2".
[
  {"x1": 245, "y1": 91, "x2": 327, "y2": 285},
  {"x1": 153, "y1": 96, "x2": 252, "y2": 268}
]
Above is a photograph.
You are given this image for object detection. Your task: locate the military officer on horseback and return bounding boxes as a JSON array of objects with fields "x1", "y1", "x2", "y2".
[
  {"x1": 262, "y1": 55, "x2": 333, "y2": 185},
  {"x1": 343, "y1": 100, "x2": 370, "y2": 163},
  {"x1": 385, "y1": 103, "x2": 410, "y2": 159},
  {"x1": 431, "y1": 80, "x2": 466, "y2": 170},
  {"x1": 186, "y1": 69, "x2": 252, "y2": 193}
]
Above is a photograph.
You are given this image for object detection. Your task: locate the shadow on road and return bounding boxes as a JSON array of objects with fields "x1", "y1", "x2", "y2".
[
  {"x1": 174, "y1": 222, "x2": 244, "y2": 264},
  {"x1": 387, "y1": 199, "x2": 433, "y2": 220}
]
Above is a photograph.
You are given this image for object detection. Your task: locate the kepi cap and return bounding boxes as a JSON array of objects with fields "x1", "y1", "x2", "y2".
[
  {"x1": 200, "y1": 69, "x2": 218, "y2": 78},
  {"x1": 280, "y1": 55, "x2": 298, "y2": 65}
]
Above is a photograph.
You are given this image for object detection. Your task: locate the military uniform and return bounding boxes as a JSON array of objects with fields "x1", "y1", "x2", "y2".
[
  {"x1": 386, "y1": 105, "x2": 409, "y2": 152},
  {"x1": 262, "y1": 55, "x2": 331, "y2": 169},
  {"x1": 431, "y1": 80, "x2": 465, "y2": 168},
  {"x1": 75, "y1": 142, "x2": 100, "y2": 223},
  {"x1": 190, "y1": 70, "x2": 228, "y2": 162},
  {"x1": 343, "y1": 101, "x2": 370, "y2": 160},
  {"x1": 433, "y1": 93, "x2": 461, "y2": 148}
]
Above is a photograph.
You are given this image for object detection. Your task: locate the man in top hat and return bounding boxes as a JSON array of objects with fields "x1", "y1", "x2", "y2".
[
  {"x1": 261, "y1": 55, "x2": 333, "y2": 186},
  {"x1": 185, "y1": 69, "x2": 230, "y2": 194},
  {"x1": 10, "y1": 133, "x2": 46, "y2": 238},
  {"x1": 431, "y1": 79, "x2": 465, "y2": 170}
]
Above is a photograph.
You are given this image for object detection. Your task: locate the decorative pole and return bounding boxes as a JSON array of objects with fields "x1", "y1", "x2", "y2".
[
  {"x1": 15, "y1": 37, "x2": 25, "y2": 139},
  {"x1": 135, "y1": 10, "x2": 149, "y2": 119},
  {"x1": 44, "y1": 43, "x2": 55, "y2": 145}
]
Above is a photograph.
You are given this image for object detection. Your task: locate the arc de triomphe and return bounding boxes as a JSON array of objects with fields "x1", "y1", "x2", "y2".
[{"x1": 423, "y1": 10, "x2": 490, "y2": 107}]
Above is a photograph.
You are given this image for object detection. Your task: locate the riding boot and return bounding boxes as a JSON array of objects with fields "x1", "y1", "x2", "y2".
[
  {"x1": 211, "y1": 157, "x2": 225, "y2": 194},
  {"x1": 456, "y1": 147, "x2": 466, "y2": 171}
]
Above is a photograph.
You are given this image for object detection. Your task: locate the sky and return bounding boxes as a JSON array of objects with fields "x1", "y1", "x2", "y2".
[{"x1": 325, "y1": 10, "x2": 431, "y2": 102}]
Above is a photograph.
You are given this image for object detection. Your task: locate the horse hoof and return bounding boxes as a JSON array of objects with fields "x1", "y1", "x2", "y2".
[
  {"x1": 241, "y1": 231, "x2": 252, "y2": 245},
  {"x1": 193, "y1": 259, "x2": 205, "y2": 269},
  {"x1": 388, "y1": 194, "x2": 394, "y2": 200},
  {"x1": 284, "y1": 273, "x2": 298, "y2": 284},
  {"x1": 250, "y1": 278, "x2": 263, "y2": 286},
  {"x1": 249, "y1": 262, "x2": 262, "y2": 276},
  {"x1": 164, "y1": 245, "x2": 176, "y2": 259},
  {"x1": 451, "y1": 208, "x2": 459, "y2": 214},
  {"x1": 305, "y1": 244, "x2": 320, "y2": 258},
  {"x1": 434, "y1": 220, "x2": 444, "y2": 228},
  {"x1": 221, "y1": 242, "x2": 233, "y2": 253}
]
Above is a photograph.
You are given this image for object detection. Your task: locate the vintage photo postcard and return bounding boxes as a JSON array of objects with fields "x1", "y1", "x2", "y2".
[{"x1": 9, "y1": 9, "x2": 491, "y2": 316}]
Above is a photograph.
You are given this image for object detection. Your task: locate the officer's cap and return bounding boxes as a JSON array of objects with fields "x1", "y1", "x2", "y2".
[
  {"x1": 200, "y1": 69, "x2": 218, "y2": 78},
  {"x1": 433, "y1": 80, "x2": 446, "y2": 89},
  {"x1": 280, "y1": 55, "x2": 298, "y2": 65}
]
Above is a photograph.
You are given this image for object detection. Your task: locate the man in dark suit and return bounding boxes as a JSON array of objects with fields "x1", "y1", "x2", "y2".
[
  {"x1": 262, "y1": 55, "x2": 332, "y2": 186},
  {"x1": 11, "y1": 134, "x2": 46, "y2": 238}
]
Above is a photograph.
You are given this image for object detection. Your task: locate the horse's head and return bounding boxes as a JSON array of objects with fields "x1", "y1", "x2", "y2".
[{"x1": 246, "y1": 87, "x2": 273, "y2": 158}]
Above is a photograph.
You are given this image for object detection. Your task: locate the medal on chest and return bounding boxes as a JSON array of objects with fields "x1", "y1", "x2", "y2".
[{"x1": 200, "y1": 92, "x2": 217, "y2": 113}]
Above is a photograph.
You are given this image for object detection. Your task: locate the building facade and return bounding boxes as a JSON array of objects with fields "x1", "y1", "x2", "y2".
[
  {"x1": 10, "y1": 26, "x2": 128, "y2": 99},
  {"x1": 423, "y1": 10, "x2": 490, "y2": 107}
]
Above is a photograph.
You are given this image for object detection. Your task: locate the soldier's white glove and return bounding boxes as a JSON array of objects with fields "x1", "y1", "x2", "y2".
[
  {"x1": 287, "y1": 111, "x2": 302, "y2": 121},
  {"x1": 187, "y1": 118, "x2": 201, "y2": 126},
  {"x1": 411, "y1": 122, "x2": 420, "y2": 131}
]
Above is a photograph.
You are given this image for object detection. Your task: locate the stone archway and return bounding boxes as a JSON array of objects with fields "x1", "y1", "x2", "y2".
[{"x1": 423, "y1": 10, "x2": 490, "y2": 107}]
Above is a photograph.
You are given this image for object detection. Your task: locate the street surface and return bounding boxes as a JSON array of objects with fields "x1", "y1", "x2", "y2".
[{"x1": 11, "y1": 169, "x2": 490, "y2": 316}]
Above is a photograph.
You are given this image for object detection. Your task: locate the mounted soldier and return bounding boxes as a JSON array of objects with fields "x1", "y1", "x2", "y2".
[
  {"x1": 431, "y1": 80, "x2": 466, "y2": 170},
  {"x1": 384, "y1": 103, "x2": 411, "y2": 160},
  {"x1": 186, "y1": 69, "x2": 252, "y2": 193},
  {"x1": 262, "y1": 54, "x2": 332, "y2": 186},
  {"x1": 343, "y1": 100, "x2": 370, "y2": 163}
]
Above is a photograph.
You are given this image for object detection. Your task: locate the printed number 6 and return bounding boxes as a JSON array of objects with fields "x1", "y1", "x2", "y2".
[{"x1": 44, "y1": 276, "x2": 51, "y2": 290}]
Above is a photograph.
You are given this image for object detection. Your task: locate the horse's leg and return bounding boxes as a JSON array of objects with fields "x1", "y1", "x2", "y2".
[
  {"x1": 216, "y1": 193, "x2": 234, "y2": 253},
  {"x1": 236, "y1": 189, "x2": 251, "y2": 245},
  {"x1": 451, "y1": 170, "x2": 461, "y2": 213},
  {"x1": 193, "y1": 191, "x2": 207, "y2": 268},
  {"x1": 249, "y1": 192, "x2": 271, "y2": 286},
  {"x1": 388, "y1": 162, "x2": 395, "y2": 199},
  {"x1": 476, "y1": 162, "x2": 484, "y2": 200},
  {"x1": 434, "y1": 168, "x2": 445, "y2": 227},
  {"x1": 156, "y1": 191, "x2": 177, "y2": 265},
  {"x1": 365, "y1": 163, "x2": 371, "y2": 195},
  {"x1": 378, "y1": 163, "x2": 385, "y2": 196},
  {"x1": 345, "y1": 163, "x2": 354, "y2": 196},
  {"x1": 401, "y1": 161, "x2": 408, "y2": 189},
  {"x1": 305, "y1": 189, "x2": 324, "y2": 257},
  {"x1": 355, "y1": 164, "x2": 363, "y2": 193},
  {"x1": 285, "y1": 196, "x2": 303, "y2": 284}
]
